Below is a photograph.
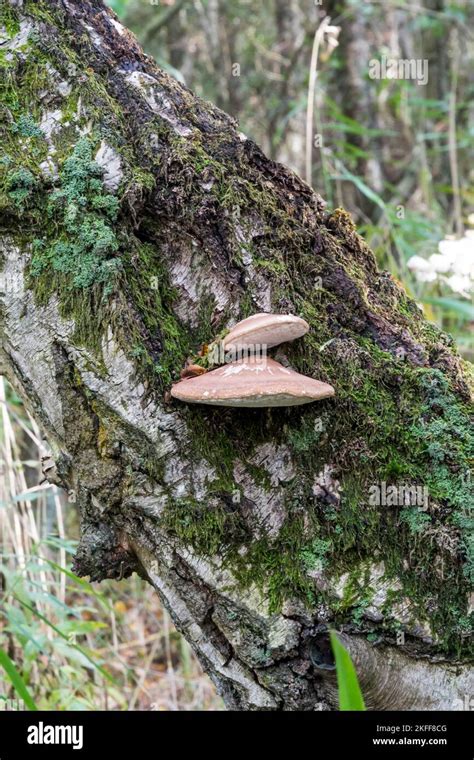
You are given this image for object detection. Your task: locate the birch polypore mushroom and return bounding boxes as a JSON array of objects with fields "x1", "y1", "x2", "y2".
[
  {"x1": 222, "y1": 313, "x2": 309, "y2": 351},
  {"x1": 170, "y1": 356, "x2": 335, "y2": 407}
]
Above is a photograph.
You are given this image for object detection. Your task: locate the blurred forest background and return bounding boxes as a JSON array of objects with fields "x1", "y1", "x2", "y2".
[{"x1": 1, "y1": 0, "x2": 473, "y2": 710}]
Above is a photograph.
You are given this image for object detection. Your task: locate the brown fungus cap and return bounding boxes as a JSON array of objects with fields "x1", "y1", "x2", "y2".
[
  {"x1": 222, "y1": 313, "x2": 309, "y2": 351},
  {"x1": 170, "y1": 356, "x2": 335, "y2": 408}
]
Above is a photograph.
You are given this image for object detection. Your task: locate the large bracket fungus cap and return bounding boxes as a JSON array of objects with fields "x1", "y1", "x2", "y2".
[
  {"x1": 222, "y1": 313, "x2": 309, "y2": 351},
  {"x1": 170, "y1": 356, "x2": 335, "y2": 408}
]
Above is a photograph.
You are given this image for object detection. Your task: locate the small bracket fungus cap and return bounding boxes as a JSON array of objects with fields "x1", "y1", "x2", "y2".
[
  {"x1": 170, "y1": 356, "x2": 335, "y2": 408},
  {"x1": 223, "y1": 313, "x2": 309, "y2": 350}
]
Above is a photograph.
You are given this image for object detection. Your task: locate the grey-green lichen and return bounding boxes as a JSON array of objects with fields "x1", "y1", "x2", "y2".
[
  {"x1": 29, "y1": 137, "x2": 121, "y2": 291},
  {"x1": 6, "y1": 166, "x2": 37, "y2": 207}
]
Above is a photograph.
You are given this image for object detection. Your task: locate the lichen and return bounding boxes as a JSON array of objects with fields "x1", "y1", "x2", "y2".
[
  {"x1": 11, "y1": 113, "x2": 44, "y2": 138},
  {"x1": 28, "y1": 137, "x2": 121, "y2": 294},
  {"x1": 5, "y1": 166, "x2": 37, "y2": 208}
]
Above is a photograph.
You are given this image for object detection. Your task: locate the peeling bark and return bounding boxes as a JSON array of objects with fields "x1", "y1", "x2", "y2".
[{"x1": 0, "y1": 0, "x2": 472, "y2": 710}]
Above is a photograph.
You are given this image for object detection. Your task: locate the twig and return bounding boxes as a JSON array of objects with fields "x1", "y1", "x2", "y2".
[
  {"x1": 447, "y1": 29, "x2": 463, "y2": 237},
  {"x1": 305, "y1": 16, "x2": 331, "y2": 188}
]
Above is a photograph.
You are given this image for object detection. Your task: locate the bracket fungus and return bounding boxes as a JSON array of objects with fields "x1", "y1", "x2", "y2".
[
  {"x1": 222, "y1": 313, "x2": 309, "y2": 351},
  {"x1": 170, "y1": 356, "x2": 335, "y2": 407},
  {"x1": 171, "y1": 313, "x2": 334, "y2": 407}
]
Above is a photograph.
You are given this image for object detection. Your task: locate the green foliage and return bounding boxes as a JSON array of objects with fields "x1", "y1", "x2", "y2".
[
  {"x1": 0, "y1": 648, "x2": 37, "y2": 711},
  {"x1": 0, "y1": 545, "x2": 123, "y2": 709},
  {"x1": 330, "y1": 631, "x2": 366, "y2": 711},
  {"x1": 1, "y1": 376, "x2": 220, "y2": 710},
  {"x1": 106, "y1": 0, "x2": 129, "y2": 17}
]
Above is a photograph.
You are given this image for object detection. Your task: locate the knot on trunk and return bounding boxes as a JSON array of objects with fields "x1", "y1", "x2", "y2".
[{"x1": 72, "y1": 522, "x2": 138, "y2": 582}]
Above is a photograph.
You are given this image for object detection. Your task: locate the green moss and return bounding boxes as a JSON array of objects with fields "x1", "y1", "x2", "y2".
[
  {"x1": 162, "y1": 498, "x2": 249, "y2": 556},
  {"x1": 23, "y1": 0, "x2": 58, "y2": 24},
  {"x1": 408, "y1": 370, "x2": 474, "y2": 582},
  {"x1": 154, "y1": 314, "x2": 472, "y2": 649},
  {"x1": 0, "y1": 50, "x2": 12, "y2": 69},
  {"x1": 163, "y1": 334, "x2": 472, "y2": 651},
  {"x1": 194, "y1": 294, "x2": 218, "y2": 346},
  {"x1": 119, "y1": 241, "x2": 191, "y2": 389},
  {"x1": 253, "y1": 256, "x2": 287, "y2": 276},
  {"x1": 178, "y1": 407, "x2": 239, "y2": 489},
  {"x1": 0, "y1": 4, "x2": 20, "y2": 37},
  {"x1": 233, "y1": 517, "x2": 319, "y2": 612},
  {"x1": 0, "y1": 48, "x2": 51, "y2": 119}
]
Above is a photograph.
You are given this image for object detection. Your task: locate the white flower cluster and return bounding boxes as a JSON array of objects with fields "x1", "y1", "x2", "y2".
[{"x1": 408, "y1": 230, "x2": 474, "y2": 298}]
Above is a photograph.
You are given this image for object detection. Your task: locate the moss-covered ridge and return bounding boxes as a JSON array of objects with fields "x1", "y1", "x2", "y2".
[{"x1": 1, "y1": 0, "x2": 472, "y2": 656}]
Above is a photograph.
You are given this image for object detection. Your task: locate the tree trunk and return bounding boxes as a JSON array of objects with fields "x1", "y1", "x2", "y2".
[{"x1": 0, "y1": 0, "x2": 472, "y2": 711}]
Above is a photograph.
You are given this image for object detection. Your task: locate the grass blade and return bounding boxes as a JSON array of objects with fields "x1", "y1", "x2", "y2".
[
  {"x1": 0, "y1": 648, "x2": 37, "y2": 710},
  {"x1": 330, "y1": 631, "x2": 366, "y2": 711}
]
